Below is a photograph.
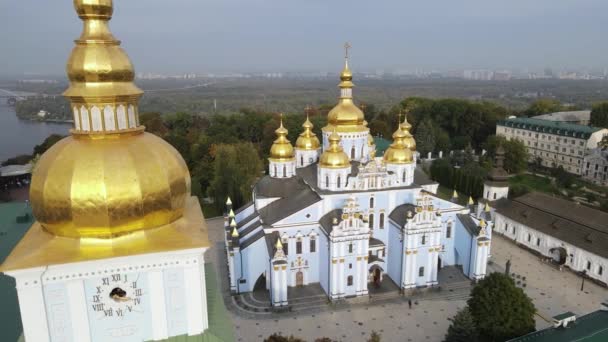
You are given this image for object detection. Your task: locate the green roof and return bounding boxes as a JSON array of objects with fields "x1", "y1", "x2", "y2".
[
  {"x1": 374, "y1": 137, "x2": 391, "y2": 157},
  {"x1": 508, "y1": 310, "x2": 608, "y2": 342},
  {"x1": 0, "y1": 202, "x2": 34, "y2": 342},
  {"x1": 497, "y1": 117, "x2": 602, "y2": 139}
]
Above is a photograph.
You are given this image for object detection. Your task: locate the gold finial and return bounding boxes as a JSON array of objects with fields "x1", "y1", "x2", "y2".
[
  {"x1": 468, "y1": 196, "x2": 474, "y2": 205},
  {"x1": 484, "y1": 202, "x2": 491, "y2": 212},
  {"x1": 229, "y1": 209, "x2": 235, "y2": 218},
  {"x1": 452, "y1": 190, "x2": 459, "y2": 199},
  {"x1": 230, "y1": 218, "x2": 237, "y2": 227},
  {"x1": 479, "y1": 219, "x2": 487, "y2": 228},
  {"x1": 226, "y1": 197, "x2": 232, "y2": 206},
  {"x1": 231, "y1": 226, "x2": 239, "y2": 238},
  {"x1": 276, "y1": 237, "x2": 283, "y2": 249}
]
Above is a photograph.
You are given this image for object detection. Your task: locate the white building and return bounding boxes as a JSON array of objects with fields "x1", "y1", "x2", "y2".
[
  {"x1": 583, "y1": 147, "x2": 608, "y2": 186},
  {"x1": 496, "y1": 117, "x2": 608, "y2": 174},
  {"x1": 224, "y1": 55, "x2": 492, "y2": 307},
  {"x1": 491, "y1": 192, "x2": 608, "y2": 286}
]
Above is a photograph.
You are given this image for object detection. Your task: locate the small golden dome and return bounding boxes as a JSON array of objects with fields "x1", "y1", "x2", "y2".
[
  {"x1": 319, "y1": 130, "x2": 350, "y2": 168},
  {"x1": 269, "y1": 118, "x2": 295, "y2": 161},
  {"x1": 367, "y1": 134, "x2": 375, "y2": 146},
  {"x1": 30, "y1": 132, "x2": 190, "y2": 238},
  {"x1": 295, "y1": 115, "x2": 320, "y2": 150},
  {"x1": 400, "y1": 115, "x2": 417, "y2": 151},
  {"x1": 383, "y1": 126, "x2": 414, "y2": 164}
]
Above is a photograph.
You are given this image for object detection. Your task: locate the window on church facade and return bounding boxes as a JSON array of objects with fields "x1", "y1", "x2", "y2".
[
  {"x1": 349, "y1": 243, "x2": 353, "y2": 253},
  {"x1": 369, "y1": 214, "x2": 374, "y2": 229},
  {"x1": 421, "y1": 234, "x2": 426, "y2": 245},
  {"x1": 300, "y1": 155, "x2": 303, "y2": 166},
  {"x1": 370, "y1": 197, "x2": 374, "y2": 208},
  {"x1": 283, "y1": 239, "x2": 288, "y2": 255},
  {"x1": 402, "y1": 171, "x2": 406, "y2": 183},
  {"x1": 349, "y1": 263, "x2": 352, "y2": 269},
  {"x1": 599, "y1": 266, "x2": 604, "y2": 276},
  {"x1": 310, "y1": 238, "x2": 316, "y2": 253},
  {"x1": 527, "y1": 234, "x2": 531, "y2": 242},
  {"x1": 283, "y1": 165, "x2": 286, "y2": 177},
  {"x1": 587, "y1": 261, "x2": 592, "y2": 271},
  {"x1": 337, "y1": 176, "x2": 341, "y2": 188},
  {"x1": 446, "y1": 222, "x2": 452, "y2": 238},
  {"x1": 536, "y1": 238, "x2": 540, "y2": 246},
  {"x1": 379, "y1": 213, "x2": 385, "y2": 229},
  {"x1": 296, "y1": 240, "x2": 302, "y2": 254},
  {"x1": 325, "y1": 176, "x2": 329, "y2": 188},
  {"x1": 351, "y1": 147, "x2": 355, "y2": 159},
  {"x1": 419, "y1": 267, "x2": 425, "y2": 277},
  {"x1": 347, "y1": 276, "x2": 353, "y2": 286}
]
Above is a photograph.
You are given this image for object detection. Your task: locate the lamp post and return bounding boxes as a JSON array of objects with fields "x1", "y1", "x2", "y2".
[{"x1": 580, "y1": 270, "x2": 587, "y2": 291}]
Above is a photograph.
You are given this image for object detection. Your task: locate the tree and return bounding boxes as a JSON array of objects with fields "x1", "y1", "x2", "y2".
[
  {"x1": 264, "y1": 334, "x2": 305, "y2": 342},
  {"x1": 523, "y1": 99, "x2": 565, "y2": 117},
  {"x1": 415, "y1": 119, "x2": 436, "y2": 157},
  {"x1": 467, "y1": 273, "x2": 535, "y2": 341},
  {"x1": 367, "y1": 331, "x2": 382, "y2": 342},
  {"x1": 207, "y1": 143, "x2": 263, "y2": 211},
  {"x1": 139, "y1": 112, "x2": 168, "y2": 137},
  {"x1": 600, "y1": 135, "x2": 608, "y2": 149},
  {"x1": 483, "y1": 135, "x2": 528, "y2": 174},
  {"x1": 444, "y1": 307, "x2": 478, "y2": 342},
  {"x1": 32, "y1": 134, "x2": 64, "y2": 156},
  {"x1": 590, "y1": 102, "x2": 608, "y2": 128}
]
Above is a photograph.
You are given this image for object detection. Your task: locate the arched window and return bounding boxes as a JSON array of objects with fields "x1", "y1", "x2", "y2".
[
  {"x1": 351, "y1": 146, "x2": 355, "y2": 159},
  {"x1": 599, "y1": 266, "x2": 604, "y2": 276},
  {"x1": 325, "y1": 175, "x2": 329, "y2": 188},
  {"x1": 274, "y1": 165, "x2": 277, "y2": 176},
  {"x1": 370, "y1": 197, "x2": 374, "y2": 208},
  {"x1": 283, "y1": 239, "x2": 289, "y2": 255},
  {"x1": 379, "y1": 213, "x2": 385, "y2": 229},
  {"x1": 421, "y1": 234, "x2": 426, "y2": 245},
  {"x1": 300, "y1": 155, "x2": 304, "y2": 166},
  {"x1": 347, "y1": 276, "x2": 353, "y2": 286},
  {"x1": 296, "y1": 239, "x2": 302, "y2": 254},
  {"x1": 310, "y1": 236, "x2": 316, "y2": 253},
  {"x1": 369, "y1": 214, "x2": 374, "y2": 229},
  {"x1": 283, "y1": 165, "x2": 286, "y2": 177},
  {"x1": 348, "y1": 243, "x2": 353, "y2": 253},
  {"x1": 419, "y1": 267, "x2": 425, "y2": 277},
  {"x1": 337, "y1": 176, "x2": 341, "y2": 188},
  {"x1": 446, "y1": 222, "x2": 452, "y2": 238},
  {"x1": 402, "y1": 171, "x2": 406, "y2": 183},
  {"x1": 493, "y1": 193, "x2": 497, "y2": 200}
]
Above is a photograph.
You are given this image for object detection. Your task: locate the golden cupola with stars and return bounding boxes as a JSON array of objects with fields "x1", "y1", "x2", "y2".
[
  {"x1": 323, "y1": 44, "x2": 366, "y2": 134},
  {"x1": 269, "y1": 116, "x2": 295, "y2": 161},
  {"x1": 384, "y1": 119, "x2": 414, "y2": 164},
  {"x1": 295, "y1": 114, "x2": 320, "y2": 150},
  {"x1": 25, "y1": 0, "x2": 195, "y2": 240},
  {"x1": 319, "y1": 130, "x2": 350, "y2": 168}
]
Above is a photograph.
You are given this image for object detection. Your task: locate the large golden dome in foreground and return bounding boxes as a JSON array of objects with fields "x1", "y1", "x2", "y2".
[
  {"x1": 323, "y1": 57, "x2": 367, "y2": 133},
  {"x1": 31, "y1": 131, "x2": 190, "y2": 238}
]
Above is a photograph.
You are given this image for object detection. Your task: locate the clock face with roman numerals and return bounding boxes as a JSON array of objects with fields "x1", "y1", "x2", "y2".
[{"x1": 89, "y1": 272, "x2": 144, "y2": 319}]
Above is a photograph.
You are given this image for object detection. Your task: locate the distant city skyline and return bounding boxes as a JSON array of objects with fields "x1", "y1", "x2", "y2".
[{"x1": 1, "y1": 0, "x2": 607, "y2": 75}]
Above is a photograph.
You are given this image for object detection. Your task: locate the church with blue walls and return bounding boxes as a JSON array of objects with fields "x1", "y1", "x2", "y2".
[{"x1": 224, "y1": 52, "x2": 493, "y2": 307}]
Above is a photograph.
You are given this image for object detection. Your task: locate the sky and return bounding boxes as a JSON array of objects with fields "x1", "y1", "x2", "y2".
[{"x1": 0, "y1": 0, "x2": 607, "y2": 75}]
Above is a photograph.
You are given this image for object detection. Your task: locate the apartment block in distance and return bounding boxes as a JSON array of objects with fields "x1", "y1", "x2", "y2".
[{"x1": 496, "y1": 117, "x2": 608, "y2": 175}]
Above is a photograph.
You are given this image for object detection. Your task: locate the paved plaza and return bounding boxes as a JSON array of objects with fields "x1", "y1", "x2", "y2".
[{"x1": 204, "y1": 218, "x2": 608, "y2": 342}]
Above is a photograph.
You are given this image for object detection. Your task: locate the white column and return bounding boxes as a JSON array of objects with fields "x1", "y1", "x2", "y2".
[
  {"x1": 280, "y1": 268, "x2": 288, "y2": 305},
  {"x1": 338, "y1": 260, "x2": 345, "y2": 296},
  {"x1": 12, "y1": 272, "x2": 51, "y2": 342},
  {"x1": 184, "y1": 265, "x2": 205, "y2": 336},
  {"x1": 67, "y1": 279, "x2": 92, "y2": 342},
  {"x1": 228, "y1": 254, "x2": 236, "y2": 291},
  {"x1": 272, "y1": 268, "x2": 280, "y2": 304},
  {"x1": 149, "y1": 270, "x2": 168, "y2": 340}
]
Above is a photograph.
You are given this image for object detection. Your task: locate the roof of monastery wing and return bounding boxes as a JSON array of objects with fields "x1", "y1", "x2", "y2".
[
  {"x1": 319, "y1": 209, "x2": 343, "y2": 235},
  {"x1": 389, "y1": 203, "x2": 418, "y2": 227},
  {"x1": 254, "y1": 175, "x2": 306, "y2": 198},
  {"x1": 240, "y1": 229, "x2": 265, "y2": 250},
  {"x1": 457, "y1": 214, "x2": 482, "y2": 235},
  {"x1": 257, "y1": 184, "x2": 322, "y2": 225},
  {"x1": 369, "y1": 237, "x2": 384, "y2": 247},
  {"x1": 494, "y1": 192, "x2": 608, "y2": 258}
]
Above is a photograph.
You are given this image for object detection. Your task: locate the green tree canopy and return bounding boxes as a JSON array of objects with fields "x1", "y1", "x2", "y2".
[
  {"x1": 414, "y1": 119, "x2": 436, "y2": 157},
  {"x1": 444, "y1": 307, "x2": 478, "y2": 342},
  {"x1": 523, "y1": 99, "x2": 568, "y2": 117},
  {"x1": 483, "y1": 135, "x2": 528, "y2": 174},
  {"x1": 206, "y1": 142, "x2": 263, "y2": 211},
  {"x1": 467, "y1": 273, "x2": 536, "y2": 341},
  {"x1": 590, "y1": 102, "x2": 608, "y2": 128}
]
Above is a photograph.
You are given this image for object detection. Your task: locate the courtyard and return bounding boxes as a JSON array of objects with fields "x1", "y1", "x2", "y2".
[{"x1": 205, "y1": 217, "x2": 608, "y2": 341}]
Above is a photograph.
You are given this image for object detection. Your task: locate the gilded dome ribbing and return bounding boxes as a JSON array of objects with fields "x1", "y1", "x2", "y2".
[
  {"x1": 269, "y1": 117, "x2": 295, "y2": 161},
  {"x1": 319, "y1": 130, "x2": 350, "y2": 168},
  {"x1": 295, "y1": 115, "x2": 320, "y2": 150},
  {"x1": 29, "y1": 0, "x2": 192, "y2": 238}
]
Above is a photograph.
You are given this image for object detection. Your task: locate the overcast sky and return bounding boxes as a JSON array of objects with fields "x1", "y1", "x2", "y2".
[{"x1": 0, "y1": 0, "x2": 606, "y2": 75}]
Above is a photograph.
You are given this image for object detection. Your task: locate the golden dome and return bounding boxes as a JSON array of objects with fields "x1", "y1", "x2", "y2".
[
  {"x1": 295, "y1": 115, "x2": 320, "y2": 150},
  {"x1": 64, "y1": 0, "x2": 142, "y2": 101},
  {"x1": 319, "y1": 130, "x2": 350, "y2": 168},
  {"x1": 323, "y1": 51, "x2": 366, "y2": 133},
  {"x1": 383, "y1": 126, "x2": 414, "y2": 164},
  {"x1": 367, "y1": 134, "x2": 375, "y2": 146},
  {"x1": 400, "y1": 115, "x2": 417, "y2": 151},
  {"x1": 30, "y1": 132, "x2": 190, "y2": 238},
  {"x1": 269, "y1": 117, "x2": 295, "y2": 161},
  {"x1": 28, "y1": 0, "x2": 193, "y2": 239}
]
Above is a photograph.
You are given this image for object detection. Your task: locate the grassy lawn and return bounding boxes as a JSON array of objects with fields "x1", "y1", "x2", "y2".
[{"x1": 509, "y1": 174, "x2": 560, "y2": 195}]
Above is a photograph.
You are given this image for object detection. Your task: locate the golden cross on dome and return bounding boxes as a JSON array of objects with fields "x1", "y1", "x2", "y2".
[
  {"x1": 344, "y1": 42, "x2": 351, "y2": 59},
  {"x1": 397, "y1": 110, "x2": 402, "y2": 125}
]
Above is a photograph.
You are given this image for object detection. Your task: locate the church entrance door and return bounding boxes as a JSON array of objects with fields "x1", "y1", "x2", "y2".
[
  {"x1": 296, "y1": 271, "x2": 303, "y2": 286},
  {"x1": 373, "y1": 268, "x2": 381, "y2": 285}
]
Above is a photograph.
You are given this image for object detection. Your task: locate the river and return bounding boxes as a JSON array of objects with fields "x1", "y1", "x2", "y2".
[{"x1": 0, "y1": 103, "x2": 71, "y2": 162}]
